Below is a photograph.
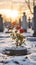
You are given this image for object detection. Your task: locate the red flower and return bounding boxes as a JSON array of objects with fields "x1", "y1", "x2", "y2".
[
  {"x1": 16, "y1": 25, "x2": 20, "y2": 30},
  {"x1": 20, "y1": 28, "x2": 24, "y2": 33}
]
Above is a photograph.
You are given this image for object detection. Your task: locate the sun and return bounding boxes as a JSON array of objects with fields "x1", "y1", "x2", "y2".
[{"x1": 11, "y1": 10, "x2": 18, "y2": 18}]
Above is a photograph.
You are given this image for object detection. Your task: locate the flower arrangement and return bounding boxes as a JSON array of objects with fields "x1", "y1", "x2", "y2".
[
  {"x1": 10, "y1": 26, "x2": 25, "y2": 46},
  {"x1": 16, "y1": 33, "x2": 25, "y2": 46}
]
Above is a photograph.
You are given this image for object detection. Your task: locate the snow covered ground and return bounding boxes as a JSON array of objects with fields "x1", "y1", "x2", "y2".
[{"x1": 0, "y1": 30, "x2": 36, "y2": 65}]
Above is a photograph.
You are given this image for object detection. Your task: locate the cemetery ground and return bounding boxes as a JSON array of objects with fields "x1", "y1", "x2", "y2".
[{"x1": 0, "y1": 29, "x2": 36, "y2": 65}]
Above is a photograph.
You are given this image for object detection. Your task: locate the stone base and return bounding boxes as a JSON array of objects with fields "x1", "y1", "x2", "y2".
[{"x1": 3, "y1": 46, "x2": 27, "y2": 56}]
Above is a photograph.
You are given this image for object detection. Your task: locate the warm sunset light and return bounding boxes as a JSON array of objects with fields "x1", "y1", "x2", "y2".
[
  {"x1": 11, "y1": 10, "x2": 19, "y2": 18},
  {"x1": 0, "y1": 9, "x2": 19, "y2": 19}
]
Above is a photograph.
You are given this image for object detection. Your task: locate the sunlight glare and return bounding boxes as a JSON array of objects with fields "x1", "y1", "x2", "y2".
[
  {"x1": 11, "y1": 10, "x2": 18, "y2": 18},
  {"x1": 0, "y1": 9, "x2": 19, "y2": 19}
]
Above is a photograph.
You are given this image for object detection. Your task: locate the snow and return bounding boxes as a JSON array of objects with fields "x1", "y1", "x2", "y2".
[
  {"x1": 5, "y1": 46, "x2": 26, "y2": 50},
  {"x1": 28, "y1": 53, "x2": 36, "y2": 63},
  {"x1": 22, "y1": 28, "x2": 34, "y2": 37},
  {"x1": 0, "y1": 29, "x2": 36, "y2": 65}
]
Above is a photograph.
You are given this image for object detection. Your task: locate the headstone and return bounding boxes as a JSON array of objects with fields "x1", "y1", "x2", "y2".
[
  {"x1": 28, "y1": 17, "x2": 31, "y2": 28},
  {"x1": 0, "y1": 14, "x2": 4, "y2": 32},
  {"x1": 22, "y1": 12, "x2": 27, "y2": 32},
  {"x1": 19, "y1": 18, "x2": 21, "y2": 27},
  {"x1": 33, "y1": 6, "x2": 36, "y2": 37},
  {"x1": 32, "y1": 17, "x2": 34, "y2": 30}
]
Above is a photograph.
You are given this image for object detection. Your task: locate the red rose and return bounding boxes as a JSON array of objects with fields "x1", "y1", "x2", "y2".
[
  {"x1": 12, "y1": 22, "x2": 16, "y2": 26},
  {"x1": 20, "y1": 28, "x2": 24, "y2": 33},
  {"x1": 16, "y1": 25, "x2": 20, "y2": 30}
]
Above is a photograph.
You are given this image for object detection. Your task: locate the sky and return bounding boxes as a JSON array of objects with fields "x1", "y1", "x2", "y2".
[
  {"x1": 0, "y1": 0, "x2": 33, "y2": 11},
  {"x1": 0, "y1": 0, "x2": 34, "y2": 19},
  {"x1": 0, "y1": 0, "x2": 34, "y2": 11}
]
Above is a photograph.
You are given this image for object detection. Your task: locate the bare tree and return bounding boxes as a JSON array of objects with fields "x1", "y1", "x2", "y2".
[
  {"x1": 25, "y1": 0, "x2": 33, "y2": 14},
  {"x1": 25, "y1": 0, "x2": 36, "y2": 14}
]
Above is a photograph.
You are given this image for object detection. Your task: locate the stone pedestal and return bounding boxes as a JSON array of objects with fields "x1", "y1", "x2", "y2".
[
  {"x1": 3, "y1": 46, "x2": 27, "y2": 56},
  {"x1": 33, "y1": 6, "x2": 36, "y2": 37}
]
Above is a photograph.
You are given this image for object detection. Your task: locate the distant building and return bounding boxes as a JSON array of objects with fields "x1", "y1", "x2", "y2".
[
  {"x1": 0, "y1": 14, "x2": 4, "y2": 32},
  {"x1": 22, "y1": 12, "x2": 27, "y2": 32}
]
